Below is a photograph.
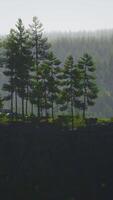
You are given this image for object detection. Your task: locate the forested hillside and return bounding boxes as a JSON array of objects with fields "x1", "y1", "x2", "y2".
[
  {"x1": 1, "y1": 30, "x2": 113, "y2": 117},
  {"x1": 48, "y1": 30, "x2": 113, "y2": 117}
]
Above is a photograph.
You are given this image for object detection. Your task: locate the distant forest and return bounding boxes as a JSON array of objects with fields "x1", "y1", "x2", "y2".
[{"x1": 0, "y1": 22, "x2": 113, "y2": 117}]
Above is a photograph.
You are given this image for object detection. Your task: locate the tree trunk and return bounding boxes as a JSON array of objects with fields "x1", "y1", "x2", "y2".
[
  {"x1": 11, "y1": 91, "x2": 13, "y2": 113},
  {"x1": 25, "y1": 99, "x2": 28, "y2": 116},
  {"x1": 70, "y1": 62, "x2": 74, "y2": 131},
  {"x1": 10, "y1": 90, "x2": 14, "y2": 120},
  {"x1": 10, "y1": 73, "x2": 14, "y2": 119},
  {"x1": 40, "y1": 101, "x2": 43, "y2": 117},
  {"x1": 83, "y1": 64, "x2": 87, "y2": 120},
  {"x1": 31, "y1": 103, "x2": 34, "y2": 115},
  {"x1": 37, "y1": 99, "x2": 40, "y2": 118},
  {"x1": 15, "y1": 90, "x2": 18, "y2": 119},
  {"x1": 36, "y1": 38, "x2": 40, "y2": 119},
  {"x1": 22, "y1": 97, "x2": 24, "y2": 120},
  {"x1": 83, "y1": 95, "x2": 86, "y2": 120},
  {"x1": 71, "y1": 98, "x2": 74, "y2": 131},
  {"x1": 45, "y1": 88, "x2": 48, "y2": 118},
  {"x1": 25, "y1": 85, "x2": 29, "y2": 116},
  {"x1": 51, "y1": 100, "x2": 54, "y2": 122}
]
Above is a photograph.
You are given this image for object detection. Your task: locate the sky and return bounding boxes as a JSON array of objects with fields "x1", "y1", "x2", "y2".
[{"x1": 1, "y1": 0, "x2": 113, "y2": 34}]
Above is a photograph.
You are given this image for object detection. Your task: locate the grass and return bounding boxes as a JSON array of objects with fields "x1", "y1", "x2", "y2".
[
  {"x1": 0, "y1": 113, "x2": 113, "y2": 129},
  {"x1": 97, "y1": 118, "x2": 111, "y2": 123}
]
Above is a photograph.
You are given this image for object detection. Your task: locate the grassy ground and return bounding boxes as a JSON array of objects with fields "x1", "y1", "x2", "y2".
[{"x1": 1, "y1": 113, "x2": 113, "y2": 128}]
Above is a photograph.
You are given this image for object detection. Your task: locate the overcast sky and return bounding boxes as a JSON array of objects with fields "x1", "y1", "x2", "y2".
[{"x1": 1, "y1": 0, "x2": 113, "y2": 34}]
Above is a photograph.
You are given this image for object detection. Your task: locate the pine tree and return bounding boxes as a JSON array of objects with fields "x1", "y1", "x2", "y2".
[
  {"x1": 29, "y1": 16, "x2": 50, "y2": 118},
  {"x1": 60, "y1": 55, "x2": 75, "y2": 129},
  {"x1": 60, "y1": 55, "x2": 83, "y2": 129},
  {"x1": 3, "y1": 29, "x2": 17, "y2": 114},
  {"x1": 39, "y1": 52, "x2": 61, "y2": 119},
  {"x1": 14, "y1": 19, "x2": 33, "y2": 118},
  {"x1": 77, "y1": 53, "x2": 98, "y2": 119}
]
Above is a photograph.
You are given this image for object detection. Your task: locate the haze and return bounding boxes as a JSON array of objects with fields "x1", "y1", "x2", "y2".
[{"x1": 1, "y1": 0, "x2": 113, "y2": 34}]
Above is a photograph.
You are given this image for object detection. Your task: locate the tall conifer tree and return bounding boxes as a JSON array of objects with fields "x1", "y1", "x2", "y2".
[
  {"x1": 3, "y1": 29, "x2": 17, "y2": 114},
  {"x1": 39, "y1": 52, "x2": 60, "y2": 119},
  {"x1": 77, "y1": 53, "x2": 98, "y2": 119},
  {"x1": 29, "y1": 16, "x2": 50, "y2": 118},
  {"x1": 15, "y1": 19, "x2": 33, "y2": 117},
  {"x1": 60, "y1": 55, "x2": 75, "y2": 129}
]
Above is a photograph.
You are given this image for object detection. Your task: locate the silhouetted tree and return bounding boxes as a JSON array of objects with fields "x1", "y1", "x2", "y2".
[
  {"x1": 78, "y1": 53, "x2": 98, "y2": 119},
  {"x1": 42, "y1": 52, "x2": 61, "y2": 120},
  {"x1": 29, "y1": 16, "x2": 50, "y2": 118},
  {"x1": 3, "y1": 29, "x2": 17, "y2": 114},
  {"x1": 14, "y1": 19, "x2": 33, "y2": 118},
  {"x1": 60, "y1": 55, "x2": 75, "y2": 129}
]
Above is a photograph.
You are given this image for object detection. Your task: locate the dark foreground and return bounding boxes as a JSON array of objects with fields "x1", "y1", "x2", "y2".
[{"x1": 0, "y1": 123, "x2": 113, "y2": 200}]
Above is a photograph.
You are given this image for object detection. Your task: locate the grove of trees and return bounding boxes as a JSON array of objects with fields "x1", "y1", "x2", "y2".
[{"x1": 0, "y1": 17, "x2": 98, "y2": 128}]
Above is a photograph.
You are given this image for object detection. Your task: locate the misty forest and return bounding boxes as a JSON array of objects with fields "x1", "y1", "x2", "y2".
[
  {"x1": 1, "y1": 17, "x2": 113, "y2": 200},
  {"x1": 0, "y1": 17, "x2": 101, "y2": 129},
  {"x1": 1, "y1": 18, "x2": 113, "y2": 123}
]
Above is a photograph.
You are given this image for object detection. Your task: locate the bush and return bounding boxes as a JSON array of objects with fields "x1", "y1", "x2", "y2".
[
  {"x1": 74, "y1": 116, "x2": 86, "y2": 128},
  {"x1": 0, "y1": 113, "x2": 9, "y2": 124}
]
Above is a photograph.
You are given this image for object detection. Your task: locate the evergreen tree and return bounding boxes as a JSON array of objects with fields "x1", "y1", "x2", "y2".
[
  {"x1": 3, "y1": 29, "x2": 17, "y2": 114},
  {"x1": 14, "y1": 19, "x2": 33, "y2": 118},
  {"x1": 59, "y1": 55, "x2": 83, "y2": 129},
  {"x1": 46, "y1": 52, "x2": 61, "y2": 120},
  {"x1": 77, "y1": 53, "x2": 98, "y2": 119},
  {"x1": 60, "y1": 56, "x2": 75, "y2": 129},
  {"x1": 40, "y1": 52, "x2": 61, "y2": 119},
  {"x1": 29, "y1": 16, "x2": 50, "y2": 118}
]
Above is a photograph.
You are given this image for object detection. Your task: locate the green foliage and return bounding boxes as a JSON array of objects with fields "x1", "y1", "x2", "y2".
[
  {"x1": 0, "y1": 114, "x2": 9, "y2": 124},
  {"x1": 74, "y1": 114, "x2": 86, "y2": 128},
  {"x1": 29, "y1": 16, "x2": 51, "y2": 117},
  {"x1": 49, "y1": 33, "x2": 113, "y2": 117},
  {"x1": 0, "y1": 95, "x2": 3, "y2": 108},
  {"x1": 0, "y1": 18, "x2": 99, "y2": 124},
  {"x1": 3, "y1": 19, "x2": 33, "y2": 117},
  {"x1": 97, "y1": 118, "x2": 111, "y2": 124},
  {"x1": 77, "y1": 53, "x2": 99, "y2": 119},
  {"x1": 59, "y1": 55, "x2": 83, "y2": 129},
  {"x1": 41, "y1": 52, "x2": 61, "y2": 119}
]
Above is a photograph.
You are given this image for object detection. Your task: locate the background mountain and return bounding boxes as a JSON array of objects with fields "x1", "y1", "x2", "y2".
[{"x1": 1, "y1": 30, "x2": 113, "y2": 117}]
